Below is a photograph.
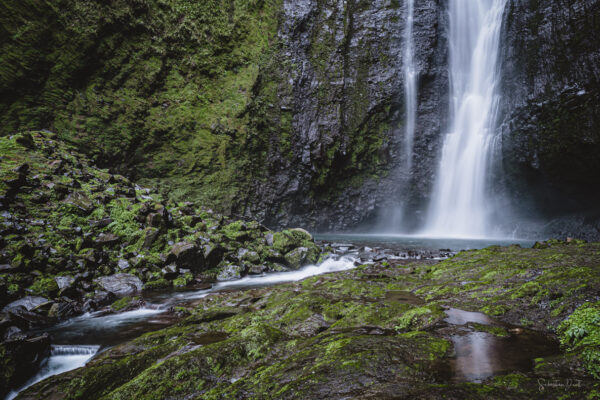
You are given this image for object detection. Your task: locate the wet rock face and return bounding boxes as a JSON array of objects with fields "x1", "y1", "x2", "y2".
[
  {"x1": 94, "y1": 274, "x2": 143, "y2": 297},
  {"x1": 499, "y1": 0, "x2": 600, "y2": 237},
  {"x1": 246, "y1": 0, "x2": 449, "y2": 231}
]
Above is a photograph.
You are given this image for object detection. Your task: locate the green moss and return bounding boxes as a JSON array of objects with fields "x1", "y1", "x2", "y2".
[
  {"x1": 144, "y1": 279, "x2": 171, "y2": 290},
  {"x1": 28, "y1": 276, "x2": 58, "y2": 296},
  {"x1": 111, "y1": 296, "x2": 138, "y2": 312},
  {"x1": 221, "y1": 220, "x2": 248, "y2": 241}
]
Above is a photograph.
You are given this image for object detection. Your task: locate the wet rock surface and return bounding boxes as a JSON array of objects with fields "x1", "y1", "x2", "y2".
[
  {"x1": 499, "y1": 0, "x2": 600, "y2": 239},
  {"x1": 16, "y1": 240, "x2": 600, "y2": 399},
  {"x1": 246, "y1": 0, "x2": 449, "y2": 232}
]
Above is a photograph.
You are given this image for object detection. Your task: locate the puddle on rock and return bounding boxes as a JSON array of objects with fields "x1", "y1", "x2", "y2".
[
  {"x1": 384, "y1": 291, "x2": 424, "y2": 305},
  {"x1": 443, "y1": 308, "x2": 560, "y2": 382},
  {"x1": 444, "y1": 308, "x2": 494, "y2": 325}
]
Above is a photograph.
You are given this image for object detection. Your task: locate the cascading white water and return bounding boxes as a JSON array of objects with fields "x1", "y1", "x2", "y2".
[
  {"x1": 403, "y1": 0, "x2": 418, "y2": 170},
  {"x1": 423, "y1": 0, "x2": 507, "y2": 238},
  {"x1": 6, "y1": 345, "x2": 100, "y2": 400}
]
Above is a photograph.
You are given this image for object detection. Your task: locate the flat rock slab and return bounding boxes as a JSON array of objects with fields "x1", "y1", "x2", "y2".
[
  {"x1": 2, "y1": 296, "x2": 49, "y2": 312},
  {"x1": 95, "y1": 273, "x2": 143, "y2": 296}
]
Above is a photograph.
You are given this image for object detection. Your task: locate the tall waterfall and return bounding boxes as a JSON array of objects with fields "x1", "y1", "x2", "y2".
[
  {"x1": 422, "y1": 0, "x2": 507, "y2": 238},
  {"x1": 403, "y1": 0, "x2": 418, "y2": 170}
]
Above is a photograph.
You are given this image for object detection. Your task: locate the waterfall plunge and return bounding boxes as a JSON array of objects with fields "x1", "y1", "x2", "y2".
[
  {"x1": 423, "y1": 0, "x2": 507, "y2": 238},
  {"x1": 403, "y1": 0, "x2": 417, "y2": 171}
]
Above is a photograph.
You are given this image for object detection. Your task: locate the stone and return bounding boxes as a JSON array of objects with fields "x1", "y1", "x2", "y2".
[
  {"x1": 64, "y1": 192, "x2": 94, "y2": 214},
  {"x1": 89, "y1": 217, "x2": 113, "y2": 228},
  {"x1": 0, "y1": 264, "x2": 14, "y2": 271},
  {"x1": 117, "y1": 259, "x2": 131, "y2": 270},
  {"x1": 49, "y1": 301, "x2": 81, "y2": 319},
  {"x1": 168, "y1": 242, "x2": 204, "y2": 272},
  {"x1": 283, "y1": 247, "x2": 311, "y2": 270},
  {"x1": 142, "y1": 227, "x2": 160, "y2": 249},
  {"x1": 248, "y1": 264, "x2": 268, "y2": 275},
  {"x1": 15, "y1": 132, "x2": 35, "y2": 149},
  {"x1": 95, "y1": 233, "x2": 120, "y2": 248},
  {"x1": 2, "y1": 296, "x2": 49, "y2": 313},
  {"x1": 203, "y1": 244, "x2": 225, "y2": 268},
  {"x1": 55, "y1": 276, "x2": 75, "y2": 290},
  {"x1": 3, "y1": 325, "x2": 24, "y2": 341},
  {"x1": 2, "y1": 332, "x2": 50, "y2": 393},
  {"x1": 146, "y1": 212, "x2": 163, "y2": 227},
  {"x1": 241, "y1": 250, "x2": 261, "y2": 264},
  {"x1": 161, "y1": 263, "x2": 179, "y2": 279},
  {"x1": 95, "y1": 273, "x2": 143, "y2": 296},
  {"x1": 216, "y1": 264, "x2": 245, "y2": 281}
]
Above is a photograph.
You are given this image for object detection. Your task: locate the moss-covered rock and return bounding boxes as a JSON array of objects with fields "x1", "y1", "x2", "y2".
[
  {"x1": 19, "y1": 241, "x2": 600, "y2": 398},
  {"x1": 0, "y1": 132, "x2": 321, "y2": 318}
]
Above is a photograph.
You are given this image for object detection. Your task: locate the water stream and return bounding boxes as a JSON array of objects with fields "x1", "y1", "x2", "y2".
[
  {"x1": 6, "y1": 256, "x2": 357, "y2": 399},
  {"x1": 423, "y1": 0, "x2": 508, "y2": 238}
]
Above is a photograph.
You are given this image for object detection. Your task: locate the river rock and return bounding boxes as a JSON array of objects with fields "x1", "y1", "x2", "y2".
[
  {"x1": 2, "y1": 296, "x2": 49, "y2": 313},
  {"x1": 217, "y1": 264, "x2": 244, "y2": 281},
  {"x1": 168, "y1": 242, "x2": 204, "y2": 272},
  {"x1": 284, "y1": 247, "x2": 311, "y2": 270},
  {"x1": 203, "y1": 243, "x2": 225, "y2": 269},
  {"x1": 95, "y1": 273, "x2": 143, "y2": 296}
]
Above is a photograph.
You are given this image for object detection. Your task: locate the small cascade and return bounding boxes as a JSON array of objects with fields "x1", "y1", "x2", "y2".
[
  {"x1": 403, "y1": 0, "x2": 418, "y2": 171},
  {"x1": 6, "y1": 345, "x2": 100, "y2": 400},
  {"x1": 50, "y1": 345, "x2": 100, "y2": 356},
  {"x1": 422, "y1": 0, "x2": 508, "y2": 238}
]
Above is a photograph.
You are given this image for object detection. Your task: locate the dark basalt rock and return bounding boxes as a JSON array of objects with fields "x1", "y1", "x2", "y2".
[
  {"x1": 244, "y1": 0, "x2": 449, "y2": 232},
  {"x1": 167, "y1": 242, "x2": 205, "y2": 273},
  {"x1": 94, "y1": 274, "x2": 143, "y2": 297},
  {"x1": 0, "y1": 332, "x2": 50, "y2": 398},
  {"x1": 499, "y1": 0, "x2": 600, "y2": 239},
  {"x1": 2, "y1": 297, "x2": 49, "y2": 313}
]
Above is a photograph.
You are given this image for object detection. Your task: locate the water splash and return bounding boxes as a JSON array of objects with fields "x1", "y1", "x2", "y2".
[
  {"x1": 6, "y1": 345, "x2": 99, "y2": 400},
  {"x1": 423, "y1": 0, "x2": 507, "y2": 238}
]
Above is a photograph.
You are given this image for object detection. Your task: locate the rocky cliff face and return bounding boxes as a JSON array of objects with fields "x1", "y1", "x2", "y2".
[
  {"x1": 246, "y1": 0, "x2": 448, "y2": 231},
  {"x1": 0, "y1": 0, "x2": 450, "y2": 232},
  {"x1": 2, "y1": 0, "x2": 599, "y2": 236},
  {"x1": 499, "y1": 0, "x2": 600, "y2": 239}
]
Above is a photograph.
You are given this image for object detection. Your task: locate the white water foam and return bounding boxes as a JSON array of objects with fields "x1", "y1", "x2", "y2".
[
  {"x1": 5, "y1": 345, "x2": 100, "y2": 400},
  {"x1": 52, "y1": 307, "x2": 165, "y2": 332},
  {"x1": 179, "y1": 256, "x2": 357, "y2": 299},
  {"x1": 423, "y1": 0, "x2": 508, "y2": 238}
]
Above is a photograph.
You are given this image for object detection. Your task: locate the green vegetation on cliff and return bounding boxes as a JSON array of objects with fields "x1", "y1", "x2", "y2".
[{"x1": 0, "y1": 0, "x2": 284, "y2": 211}]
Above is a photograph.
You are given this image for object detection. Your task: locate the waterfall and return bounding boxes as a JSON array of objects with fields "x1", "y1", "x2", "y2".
[
  {"x1": 403, "y1": 0, "x2": 418, "y2": 171},
  {"x1": 422, "y1": 0, "x2": 507, "y2": 238}
]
